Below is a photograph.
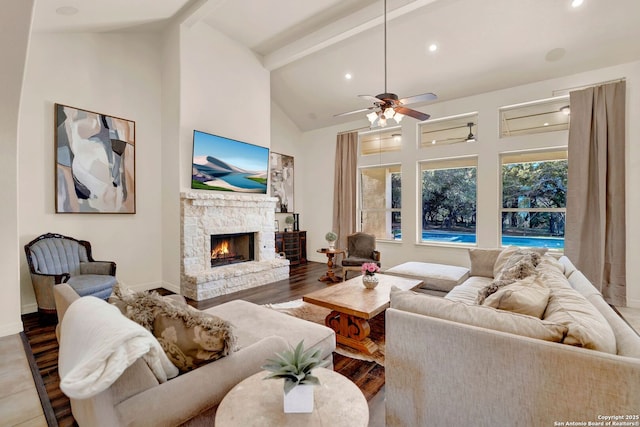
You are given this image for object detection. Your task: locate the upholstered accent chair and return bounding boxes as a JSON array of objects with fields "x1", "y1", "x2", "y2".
[
  {"x1": 341, "y1": 232, "x2": 381, "y2": 280},
  {"x1": 25, "y1": 233, "x2": 117, "y2": 314}
]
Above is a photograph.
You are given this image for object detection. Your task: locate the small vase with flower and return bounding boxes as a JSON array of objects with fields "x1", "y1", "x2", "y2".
[{"x1": 361, "y1": 262, "x2": 380, "y2": 289}]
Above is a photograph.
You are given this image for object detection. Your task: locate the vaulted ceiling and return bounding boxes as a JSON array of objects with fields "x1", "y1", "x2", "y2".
[{"x1": 32, "y1": 0, "x2": 640, "y2": 131}]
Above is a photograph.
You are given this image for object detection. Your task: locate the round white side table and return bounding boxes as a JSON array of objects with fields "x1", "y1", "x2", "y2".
[{"x1": 215, "y1": 367, "x2": 369, "y2": 426}]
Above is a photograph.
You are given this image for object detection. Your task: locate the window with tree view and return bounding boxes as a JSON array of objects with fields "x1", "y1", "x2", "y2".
[
  {"x1": 501, "y1": 150, "x2": 567, "y2": 249},
  {"x1": 420, "y1": 158, "x2": 477, "y2": 244},
  {"x1": 360, "y1": 165, "x2": 401, "y2": 240}
]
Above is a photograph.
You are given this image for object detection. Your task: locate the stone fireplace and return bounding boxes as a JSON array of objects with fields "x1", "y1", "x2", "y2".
[{"x1": 181, "y1": 192, "x2": 289, "y2": 300}]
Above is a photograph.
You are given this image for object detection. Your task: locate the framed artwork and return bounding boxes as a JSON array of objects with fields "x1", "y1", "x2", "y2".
[
  {"x1": 55, "y1": 103, "x2": 135, "y2": 213},
  {"x1": 270, "y1": 152, "x2": 294, "y2": 213}
]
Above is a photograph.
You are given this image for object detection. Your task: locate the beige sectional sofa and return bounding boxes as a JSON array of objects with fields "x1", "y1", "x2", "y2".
[
  {"x1": 386, "y1": 249, "x2": 640, "y2": 426},
  {"x1": 54, "y1": 283, "x2": 335, "y2": 426}
]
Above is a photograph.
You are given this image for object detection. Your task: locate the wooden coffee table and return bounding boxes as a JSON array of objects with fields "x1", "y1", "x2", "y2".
[{"x1": 303, "y1": 274, "x2": 423, "y2": 355}]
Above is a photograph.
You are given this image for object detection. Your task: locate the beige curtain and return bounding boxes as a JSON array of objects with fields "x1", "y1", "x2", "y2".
[
  {"x1": 332, "y1": 132, "x2": 358, "y2": 250},
  {"x1": 565, "y1": 81, "x2": 626, "y2": 305}
]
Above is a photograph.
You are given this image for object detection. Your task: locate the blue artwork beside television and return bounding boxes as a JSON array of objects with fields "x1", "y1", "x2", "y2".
[{"x1": 191, "y1": 130, "x2": 269, "y2": 193}]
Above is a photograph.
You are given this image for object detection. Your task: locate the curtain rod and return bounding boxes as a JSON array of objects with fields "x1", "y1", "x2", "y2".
[{"x1": 552, "y1": 77, "x2": 625, "y2": 96}]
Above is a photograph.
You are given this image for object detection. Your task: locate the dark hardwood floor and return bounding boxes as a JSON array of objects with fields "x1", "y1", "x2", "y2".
[{"x1": 22, "y1": 261, "x2": 385, "y2": 426}]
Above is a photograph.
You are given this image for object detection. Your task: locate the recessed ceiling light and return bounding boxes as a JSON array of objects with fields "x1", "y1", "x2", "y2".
[
  {"x1": 431, "y1": 140, "x2": 436, "y2": 145},
  {"x1": 571, "y1": 0, "x2": 584, "y2": 8},
  {"x1": 543, "y1": 122, "x2": 549, "y2": 126},
  {"x1": 345, "y1": 73, "x2": 352, "y2": 80},
  {"x1": 428, "y1": 44, "x2": 438, "y2": 53},
  {"x1": 56, "y1": 6, "x2": 79, "y2": 16}
]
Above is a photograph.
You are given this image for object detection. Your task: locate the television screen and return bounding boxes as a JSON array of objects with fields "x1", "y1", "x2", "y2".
[{"x1": 191, "y1": 130, "x2": 269, "y2": 194}]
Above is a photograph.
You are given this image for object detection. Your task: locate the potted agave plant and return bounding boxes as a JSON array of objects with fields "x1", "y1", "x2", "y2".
[{"x1": 262, "y1": 340, "x2": 329, "y2": 413}]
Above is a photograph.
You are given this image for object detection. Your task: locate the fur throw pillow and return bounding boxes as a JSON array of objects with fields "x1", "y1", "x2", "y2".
[
  {"x1": 476, "y1": 250, "x2": 542, "y2": 304},
  {"x1": 110, "y1": 284, "x2": 237, "y2": 373}
]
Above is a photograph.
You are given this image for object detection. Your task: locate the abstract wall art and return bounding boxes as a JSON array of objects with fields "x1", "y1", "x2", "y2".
[
  {"x1": 269, "y1": 152, "x2": 294, "y2": 213},
  {"x1": 55, "y1": 103, "x2": 135, "y2": 213}
]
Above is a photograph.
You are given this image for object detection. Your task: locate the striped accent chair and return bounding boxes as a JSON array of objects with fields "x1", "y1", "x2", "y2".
[{"x1": 25, "y1": 233, "x2": 117, "y2": 314}]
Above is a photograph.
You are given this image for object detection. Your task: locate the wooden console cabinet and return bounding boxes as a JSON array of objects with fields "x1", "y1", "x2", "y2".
[{"x1": 275, "y1": 231, "x2": 307, "y2": 265}]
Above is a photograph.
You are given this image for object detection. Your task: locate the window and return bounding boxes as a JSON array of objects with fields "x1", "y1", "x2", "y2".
[
  {"x1": 419, "y1": 157, "x2": 477, "y2": 244},
  {"x1": 419, "y1": 113, "x2": 478, "y2": 148},
  {"x1": 359, "y1": 165, "x2": 401, "y2": 240},
  {"x1": 500, "y1": 96, "x2": 570, "y2": 137},
  {"x1": 500, "y1": 150, "x2": 567, "y2": 249},
  {"x1": 359, "y1": 127, "x2": 402, "y2": 156}
]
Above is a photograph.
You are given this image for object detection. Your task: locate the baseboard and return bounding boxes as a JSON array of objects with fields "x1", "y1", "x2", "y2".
[
  {"x1": 124, "y1": 280, "x2": 180, "y2": 294},
  {"x1": 626, "y1": 297, "x2": 640, "y2": 309},
  {"x1": 21, "y1": 302, "x2": 38, "y2": 315},
  {"x1": 0, "y1": 321, "x2": 24, "y2": 336}
]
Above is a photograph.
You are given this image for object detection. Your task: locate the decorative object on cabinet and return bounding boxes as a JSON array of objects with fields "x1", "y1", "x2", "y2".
[
  {"x1": 270, "y1": 152, "x2": 294, "y2": 213},
  {"x1": 285, "y1": 215, "x2": 295, "y2": 232},
  {"x1": 55, "y1": 103, "x2": 135, "y2": 213},
  {"x1": 275, "y1": 231, "x2": 307, "y2": 265}
]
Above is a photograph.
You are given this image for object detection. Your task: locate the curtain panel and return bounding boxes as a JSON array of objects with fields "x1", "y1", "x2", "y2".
[
  {"x1": 565, "y1": 80, "x2": 626, "y2": 306},
  {"x1": 332, "y1": 132, "x2": 358, "y2": 250}
]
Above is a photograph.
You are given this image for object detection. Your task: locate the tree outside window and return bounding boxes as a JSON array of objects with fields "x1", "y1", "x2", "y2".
[
  {"x1": 501, "y1": 150, "x2": 567, "y2": 249},
  {"x1": 420, "y1": 158, "x2": 477, "y2": 244}
]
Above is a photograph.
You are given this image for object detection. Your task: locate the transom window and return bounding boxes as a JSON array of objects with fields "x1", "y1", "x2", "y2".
[
  {"x1": 500, "y1": 96, "x2": 570, "y2": 138},
  {"x1": 419, "y1": 157, "x2": 477, "y2": 244},
  {"x1": 419, "y1": 113, "x2": 478, "y2": 148},
  {"x1": 359, "y1": 165, "x2": 401, "y2": 240},
  {"x1": 500, "y1": 150, "x2": 567, "y2": 249},
  {"x1": 359, "y1": 127, "x2": 402, "y2": 156}
]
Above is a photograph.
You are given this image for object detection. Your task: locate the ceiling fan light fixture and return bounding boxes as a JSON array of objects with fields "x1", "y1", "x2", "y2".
[
  {"x1": 379, "y1": 116, "x2": 388, "y2": 127},
  {"x1": 384, "y1": 107, "x2": 395, "y2": 119},
  {"x1": 367, "y1": 111, "x2": 379, "y2": 124},
  {"x1": 393, "y1": 112, "x2": 404, "y2": 123}
]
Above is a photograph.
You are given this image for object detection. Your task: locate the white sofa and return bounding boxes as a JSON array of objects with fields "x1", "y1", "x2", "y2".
[
  {"x1": 385, "y1": 249, "x2": 640, "y2": 426},
  {"x1": 54, "y1": 283, "x2": 335, "y2": 426}
]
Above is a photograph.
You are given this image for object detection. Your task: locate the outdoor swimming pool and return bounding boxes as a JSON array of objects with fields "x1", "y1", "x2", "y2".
[{"x1": 419, "y1": 231, "x2": 564, "y2": 249}]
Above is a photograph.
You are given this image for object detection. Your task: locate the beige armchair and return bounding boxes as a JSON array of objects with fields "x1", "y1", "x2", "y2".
[
  {"x1": 25, "y1": 232, "x2": 116, "y2": 314},
  {"x1": 341, "y1": 232, "x2": 381, "y2": 280}
]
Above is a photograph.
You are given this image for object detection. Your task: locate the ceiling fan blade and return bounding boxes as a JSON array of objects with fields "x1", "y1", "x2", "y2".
[
  {"x1": 394, "y1": 106, "x2": 430, "y2": 121},
  {"x1": 358, "y1": 95, "x2": 385, "y2": 104},
  {"x1": 334, "y1": 106, "x2": 376, "y2": 117},
  {"x1": 399, "y1": 92, "x2": 437, "y2": 105}
]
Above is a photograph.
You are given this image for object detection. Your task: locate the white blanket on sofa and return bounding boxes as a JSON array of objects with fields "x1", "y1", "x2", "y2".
[{"x1": 59, "y1": 296, "x2": 178, "y2": 399}]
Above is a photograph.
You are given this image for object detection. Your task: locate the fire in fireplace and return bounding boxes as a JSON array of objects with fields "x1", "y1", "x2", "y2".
[{"x1": 211, "y1": 232, "x2": 255, "y2": 267}]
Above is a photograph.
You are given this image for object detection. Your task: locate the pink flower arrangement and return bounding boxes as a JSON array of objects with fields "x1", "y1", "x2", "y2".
[{"x1": 361, "y1": 262, "x2": 380, "y2": 275}]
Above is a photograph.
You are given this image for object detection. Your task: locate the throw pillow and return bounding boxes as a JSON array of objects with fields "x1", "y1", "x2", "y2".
[
  {"x1": 467, "y1": 248, "x2": 503, "y2": 278},
  {"x1": 482, "y1": 275, "x2": 551, "y2": 319},
  {"x1": 390, "y1": 287, "x2": 568, "y2": 343},
  {"x1": 540, "y1": 268, "x2": 617, "y2": 354},
  {"x1": 109, "y1": 285, "x2": 237, "y2": 372},
  {"x1": 492, "y1": 246, "x2": 548, "y2": 278},
  {"x1": 477, "y1": 249, "x2": 543, "y2": 304}
]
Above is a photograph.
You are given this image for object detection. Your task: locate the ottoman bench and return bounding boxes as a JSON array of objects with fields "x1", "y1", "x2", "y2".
[{"x1": 384, "y1": 262, "x2": 470, "y2": 295}]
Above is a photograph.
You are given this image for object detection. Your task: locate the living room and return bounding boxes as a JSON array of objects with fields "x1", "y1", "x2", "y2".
[{"x1": 2, "y1": 0, "x2": 640, "y2": 424}]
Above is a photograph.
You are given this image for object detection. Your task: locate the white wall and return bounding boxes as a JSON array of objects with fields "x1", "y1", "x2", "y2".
[
  {"x1": 17, "y1": 32, "x2": 164, "y2": 312},
  {"x1": 161, "y1": 22, "x2": 182, "y2": 292},
  {"x1": 295, "y1": 60, "x2": 640, "y2": 307},
  {"x1": 0, "y1": 0, "x2": 34, "y2": 336}
]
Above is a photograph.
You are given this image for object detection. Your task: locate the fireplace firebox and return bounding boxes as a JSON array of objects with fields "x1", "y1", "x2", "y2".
[{"x1": 210, "y1": 232, "x2": 255, "y2": 267}]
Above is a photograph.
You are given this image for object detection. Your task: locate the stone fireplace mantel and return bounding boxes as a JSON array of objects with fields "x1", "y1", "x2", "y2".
[{"x1": 180, "y1": 192, "x2": 289, "y2": 300}]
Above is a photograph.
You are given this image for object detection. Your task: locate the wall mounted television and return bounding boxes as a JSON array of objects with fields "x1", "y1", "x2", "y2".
[{"x1": 191, "y1": 130, "x2": 269, "y2": 194}]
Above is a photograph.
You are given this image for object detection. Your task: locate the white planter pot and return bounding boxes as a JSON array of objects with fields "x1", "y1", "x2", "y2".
[{"x1": 283, "y1": 384, "x2": 314, "y2": 413}]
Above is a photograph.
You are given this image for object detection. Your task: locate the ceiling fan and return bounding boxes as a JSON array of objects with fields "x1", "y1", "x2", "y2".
[{"x1": 335, "y1": 0, "x2": 437, "y2": 127}]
